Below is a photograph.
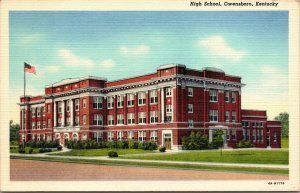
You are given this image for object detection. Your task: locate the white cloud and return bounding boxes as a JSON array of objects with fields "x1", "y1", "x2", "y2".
[
  {"x1": 19, "y1": 34, "x2": 42, "y2": 44},
  {"x1": 199, "y1": 35, "x2": 246, "y2": 62},
  {"x1": 120, "y1": 45, "x2": 150, "y2": 56},
  {"x1": 58, "y1": 49, "x2": 95, "y2": 68},
  {"x1": 99, "y1": 59, "x2": 116, "y2": 68}
]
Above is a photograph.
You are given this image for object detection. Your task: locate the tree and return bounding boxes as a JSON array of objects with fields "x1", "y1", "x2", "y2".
[
  {"x1": 274, "y1": 112, "x2": 289, "y2": 138},
  {"x1": 10, "y1": 120, "x2": 20, "y2": 145},
  {"x1": 213, "y1": 130, "x2": 224, "y2": 156}
]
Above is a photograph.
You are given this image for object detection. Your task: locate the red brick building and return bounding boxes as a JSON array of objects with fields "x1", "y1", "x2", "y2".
[{"x1": 19, "y1": 64, "x2": 281, "y2": 149}]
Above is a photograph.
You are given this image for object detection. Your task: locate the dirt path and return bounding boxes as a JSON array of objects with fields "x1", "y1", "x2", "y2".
[{"x1": 10, "y1": 159, "x2": 288, "y2": 181}]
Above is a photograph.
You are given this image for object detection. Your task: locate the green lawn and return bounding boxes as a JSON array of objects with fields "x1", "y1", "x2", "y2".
[
  {"x1": 10, "y1": 147, "x2": 42, "y2": 154},
  {"x1": 50, "y1": 148, "x2": 157, "y2": 156},
  {"x1": 120, "y1": 150, "x2": 289, "y2": 165},
  {"x1": 281, "y1": 137, "x2": 289, "y2": 148}
]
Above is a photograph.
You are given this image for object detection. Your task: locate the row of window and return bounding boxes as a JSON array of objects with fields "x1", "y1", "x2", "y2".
[
  {"x1": 209, "y1": 110, "x2": 236, "y2": 123},
  {"x1": 243, "y1": 129, "x2": 264, "y2": 142},
  {"x1": 30, "y1": 107, "x2": 45, "y2": 117},
  {"x1": 242, "y1": 121, "x2": 264, "y2": 128},
  {"x1": 94, "y1": 130, "x2": 158, "y2": 141},
  {"x1": 209, "y1": 90, "x2": 236, "y2": 103}
]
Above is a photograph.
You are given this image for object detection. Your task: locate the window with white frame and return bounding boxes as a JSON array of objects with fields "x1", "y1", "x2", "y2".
[
  {"x1": 225, "y1": 91, "x2": 230, "y2": 102},
  {"x1": 188, "y1": 120, "x2": 193, "y2": 128},
  {"x1": 188, "y1": 104, "x2": 193, "y2": 113},
  {"x1": 226, "y1": 131, "x2": 230, "y2": 141},
  {"x1": 108, "y1": 131, "x2": 114, "y2": 141},
  {"x1": 209, "y1": 110, "x2": 218, "y2": 122},
  {"x1": 83, "y1": 98, "x2": 87, "y2": 109},
  {"x1": 150, "y1": 90, "x2": 158, "y2": 104},
  {"x1": 32, "y1": 108, "x2": 36, "y2": 117},
  {"x1": 94, "y1": 131, "x2": 103, "y2": 141},
  {"x1": 57, "y1": 118, "x2": 62, "y2": 127},
  {"x1": 108, "y1": 115, "x2": 114, "y2": 125},
  {"x1": 243, "y1": 129, "x2": 246, "y2": 139},
  {"x1": 209, "y1": 90, "x2": 218, "y2": 102},
  {"x1": 138, "y1": 92, "x2": 146, "y2": 105},
  {"x1": 83, "y1": 115, "x2": 86, "y2": 125},
  {"x1": 273, "y1": 132, "x2": 277, "y2": 142},
  {"x1": 138, "y1": 112, "x2": 146, "y2": 124},
  {"x1": 32, "y1": 122, "x2": 36, "y2": 129},
  {"x1": 253, "y1": 129, "x2": 256, "y2": 142},
  {"x1": 107, "y1": 96, "x2": 114, "y2": 109},
  {"x1": 127, "y1": 113, "x2": 135, "y2": 125},
  {"x1": 256, "y1": 122, "x2": 259, "y2": 128},
  {"x1": 117, "y1": 131, "x2": 123, "y2": 141},
  {"x1": 261, "y1": 130, "x2": 264, "y2": 142},
  {"x1": 37, "y1": 108, "x2": 40, "y2": 117},
  {"x1": 188, "y1": 87, "x2": 193, "y2": 96},
  {"x1": 117, "y1": 95, "x2": 124, "y2": 108},
  {"x1": 75, "y1": 99, "x2": 79, "y2": 111},
  {"x1": 66, "y1": 100, "x2": 70, "y2": 112},
  {"x1": 93, "y1": 97, "x2": 103, "y2": 109},
  {"x1": 93, "y1": 114, "x2": 103, "y2": 126},
  {"x1": 252, "y1": 122, "x2": 256, "y2": 127},
  {"x1": 260, "y1": 122, "x2": 263, "y2": 127},
  {"x1": 231, "y1": 111, "x2": 236, "y2": 123},
  {"x1": 245, "y1": 121, "x2": 249, "y2": 127},
  {"x1": 165, "y1": 116, "x2": 172, "y2": 123},
  {"x1": 150, "y1": 130, "x2": 158, "y2": 141},
  {"x1": 150, "y1": 111, "x2": 158, "y2": 123},
  {"x1": 47, "y1": 119, "x2": 51, "y2": 128},
  {"x1": 166, "y1": 104, "x2": 172, "y2": 113},
  {"x1": 231, "y1": 92, "x2": 236, "y2": 103},
  {"x1": 73, "y1": 133, "x2": 78, "y2": 141},
  {"x1": 66, "y1": 117, "x2": 70, "y2": 126},
  {"x1": 42, "y1": 121, "x2": 45, "y2": 129},
  {"x1": 166, "y1": 87, "x2": 172, "y2": 96},
  {"x1": 127, "y1": 94, "x2": 135, "y2": 106},
  {"x1": 232, "y1": 129, "x2": 236, "y2": 140},
  {"x1": 127, "y1": 131, "x2": 134, "y2": 140},
  {"x1": 225, "y1": 111, "x2": 230, "y2": 122},
  {"x1": 138, "y1": 131, "x2": 146, "y2": 141},
  {"x1": 75, "y1": 116, "x2": 79, "y2": 126},
  {"x1": 37, "y1": 122, "x2": 40, "y2": 129},
  {"x1": 117, "y1": 114, "x2": 124, "y2": 125},
  {"x1": 58, "y1": 102, "x2": 62, "y2": 113}
]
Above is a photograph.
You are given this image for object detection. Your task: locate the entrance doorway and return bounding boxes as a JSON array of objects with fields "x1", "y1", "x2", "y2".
[
  {"x1": 64, "y1": 134, "x2": 69, "y2": 146},
  {"x1": 163, "y1": 133, "x2": 172, "y2": 150}
]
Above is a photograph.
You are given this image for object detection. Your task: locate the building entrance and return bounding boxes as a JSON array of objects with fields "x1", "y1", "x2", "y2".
[{"x1": 163, "y1": 133, "x2": 172, "y2": 150}]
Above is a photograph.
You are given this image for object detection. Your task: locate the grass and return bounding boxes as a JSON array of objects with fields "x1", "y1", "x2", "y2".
[
  {"x1": 10, "y1": 156, "x2": 289, "y2": 175},
  {"x1": 281, "y1": 137, "x2": 289, "y2": 148},
  {"x1": 120, "y1": 150, "x2": 289, "y2": 165},
  {"x1": 10, "y1": 147, "x2": 41, "y2": 154},
  {"x1": 50, "y1": 148, "x2": 157, "y2": 156}
]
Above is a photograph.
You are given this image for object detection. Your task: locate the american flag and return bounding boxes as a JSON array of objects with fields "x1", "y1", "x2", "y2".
[{"x1": 24, "y1": 62, "x2": 36, "y2": 75}]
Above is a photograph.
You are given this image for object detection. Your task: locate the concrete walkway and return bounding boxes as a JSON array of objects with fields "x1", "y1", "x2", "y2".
[{"x1": 10, "y1": 148, "x2": 289, "y2": 170}]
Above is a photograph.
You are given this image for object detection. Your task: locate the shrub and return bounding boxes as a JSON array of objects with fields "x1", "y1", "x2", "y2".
[
  {"x1": 28, "y1": 148, "x2": 34, "y2": 154},
  {"x1": 108, "y1": 151, "x2": 118, "y2": 158},
  {"x1": 18, "y1": 148, "x2": 25, "y2": 154},
  {"x1": 182, "y1": 132, "x2": 209, "y2": 150},
  {"x1": 39, "y1": 148, "x2": 52, "y2": 153},
  {"x1": 57, "y1": 145, "x2": 62, "y2": 151},
  {"x1": 236, "y1": 140, "x2": 254, "y2": 148},
  {"x1": 159, "y1": 146, "x2": 166, "y2": 152}
]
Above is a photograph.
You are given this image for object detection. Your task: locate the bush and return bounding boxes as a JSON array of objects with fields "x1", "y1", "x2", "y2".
[
  {"x1": 236, "y1": 140, "x2": 254, "y2": 148},
  {"x1": 39, "y1": 148, "x2": 52, "y2": 153},
  {"x1": 182, "y1": 132, "x2": 209, "y2": 150},
  {"x1": 57, "y1": 145, "x2": 62, "y2": 151},
  {"x1": 18, "y1": 148, "x2": 25, "y2": 154},
  {"x1": 108, "y1": 151, "x2": 118, "y2": 158},
  {"x1": 159, "y1": 146, "x2": 166, "y2": 152},
  {"x1": 28, "y1": 148, "x2": 34, "y2": 154}
]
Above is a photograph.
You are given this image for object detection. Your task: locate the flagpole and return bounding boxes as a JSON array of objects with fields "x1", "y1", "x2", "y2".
[{"x1": 23, "y1": 62, "x2": 26, "y2": 148}]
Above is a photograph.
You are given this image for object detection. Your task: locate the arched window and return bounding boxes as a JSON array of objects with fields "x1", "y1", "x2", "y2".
[{"x1": 73, "y1": 133, "x2": 78, "y2": 141}]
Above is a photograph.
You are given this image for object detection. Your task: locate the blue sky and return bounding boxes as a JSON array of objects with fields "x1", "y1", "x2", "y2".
[{"x1": 9, "y1": 11, "x2": 288, "y2": 123}]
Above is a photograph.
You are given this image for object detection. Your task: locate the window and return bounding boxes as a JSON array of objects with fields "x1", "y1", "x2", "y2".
[
  {"x1": 232, "y1": 129, "x2": 236, "y2": 140},
  {"x1": 47, "y1": 104, "x2": 51, "y2": 113},
  {"x1": 273, "y1": 132, "x2": 277, "y2": 143},
  {"x1": 252, "y1": 122, "x2": 256, "y2": 128},
  {"x1": 188, "y1": 87, "x2": 193, "y2": 96},
  {"x1": 75, "y1": 99, "x2": 79, "y2": 111},
  {"x1": 245, "y1": 121, "x2": 250, "y2": 127},
  {"x1": 246, "y1": 129, "x2": 250, "y2": 140},
  {"x1": 127, "y1": 113, "x2": 135, "y2": 125},
  {"x1": 42, "y1": 107, "x2": 45, "y2": 115},
  {"x1": 138, "y1": 112, "x2": 146, "y2": 124},
  {"x1": 32, "y1": 122, "x2": 36, "y2": 129},
  {"x1": 242, "y1": 121, "x2": 245, "y2": 127},
  {"x1": 260, "y1": 122, "x2": 263, "y2": 127},
  {"x1": 188, "y1": 120, "x2": 193, "y2": 128},
  {"x1": 66, "y1": 100, "x2": 70, "y2": 112},
  {"x1": 37, "y1": 122, "x2": 40, "y2": 129},
  {"x1": 127, "y1": 94, "x2": 134, "y2": 106},
  {"x1": 165, "y1": 116, "x2": 172, "y2": 123},
  {"x1": 261, "y1": 130, "x2": 264, "y2": 142},
  {"x1": 83, "y1": 115, "x2": 86, "y2": 125},
  {"x1": 243, "y1": 129, "x2": 246, "y2": 140},
  {"x1": 209, "y1": 90, "x2": 218, "y2": 102},
  {"x1": 57, "y1": 118, "x2": 62, "y2": 127},
  {"x1": 138, "y1": 92, "x2": 146, "y2": 105},
  {"x1": 138, "y1": 131, "x2": 146, "y2": 141},
  {"x1": 37, "y1": 108, "x2": 40, "y2": 117},
  {"x1": 108, "y1": 115, "x2": 114, "y2": 125},
  {"x1": 58, "y1": 102, "x2": 62, "y2": 113},
  {"x1": 150, "y1": 111, "x2": 158, "y2": 123},
  {"x1": 117, "y1": 114, "x2": 124, "y2": 125},
  {"x1": 231, "y1": 111, "x2": 236, "y2": 123},
  {"x1": 75, "y1": 116, "x2": 79, "y2": 126},
  {"x1": 83, "y1": 99, "x2": 86, "y2": 108},
  {"x1": 42, "y1": 121, "x2": 46, "y2": 128},
  {"x1": 32, "y1": 108, "x2": 36, "y2": 117},
  {"x1": 188, "y1": 104, "x2": 193, "y2": 113},
  {"x1": 267, "y1": 129, "x2": 270, "y2": 134},
  {"x1": 166, "y1": 87, "x2": 172, "y2": 96},
  {"x1": 108, "y1": 131, "x2": 114, "y2": 141},
  {"x1": 166, "y1": 105, "x2": 172, "y2": 113},
  {"x1": 117, "y1": 95, "x2": 124, "y2": 108},
  {"x1": 253, "y1": 129, "x2": 256, "y2": 142},
  {"x1": 225, "y1": 91, "x2": 229, "y2": 102},
  {"x1": 93, "y1": 97, "x2": 103, "y2": 109},
  {"x1": 94, "y1": 132, "x2": 103, "y2": 142},
  {"x1": 117, "y1": 131, "x2": 123, "y2": 141},
  {"x1": 66, "y1": 117, "x2": 70, "y2": 126},
  {"x1": 226, "y1": 131, "x2": 230, "y2": 141},
  {"x1": 150, "y1": 90, "x2": 158, "y2": 104},
  {"x1": 231, "y1": 92, "x2": 236, "y2": 103},
  {"x1": 256, "y1": 122, "x2": 259, "y2": 128},
  {"x1": 73, "y1": 134, "x2": 78, "y2": 142},
  {"x1": 225, "y1": 111, "x2": 230, "y2": 122},
  {"x1": 93, "y1": 114, "x2": 103, "y2": 126},
  {"x1": 150, "y1": 130, "x2": 158, "y2": 141},
  {"x1": 47, "y1": 119, "x2": 51, "y2": 128},
  {"x1": 107, "y1": 96, "x2": 114, "y2": 109},
  {"x1": 209, "y1": 110, "x2": 218, "y2": 122},
  {"x1": 127, "y1": 131, "x2": 134, "y2": 140}
]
